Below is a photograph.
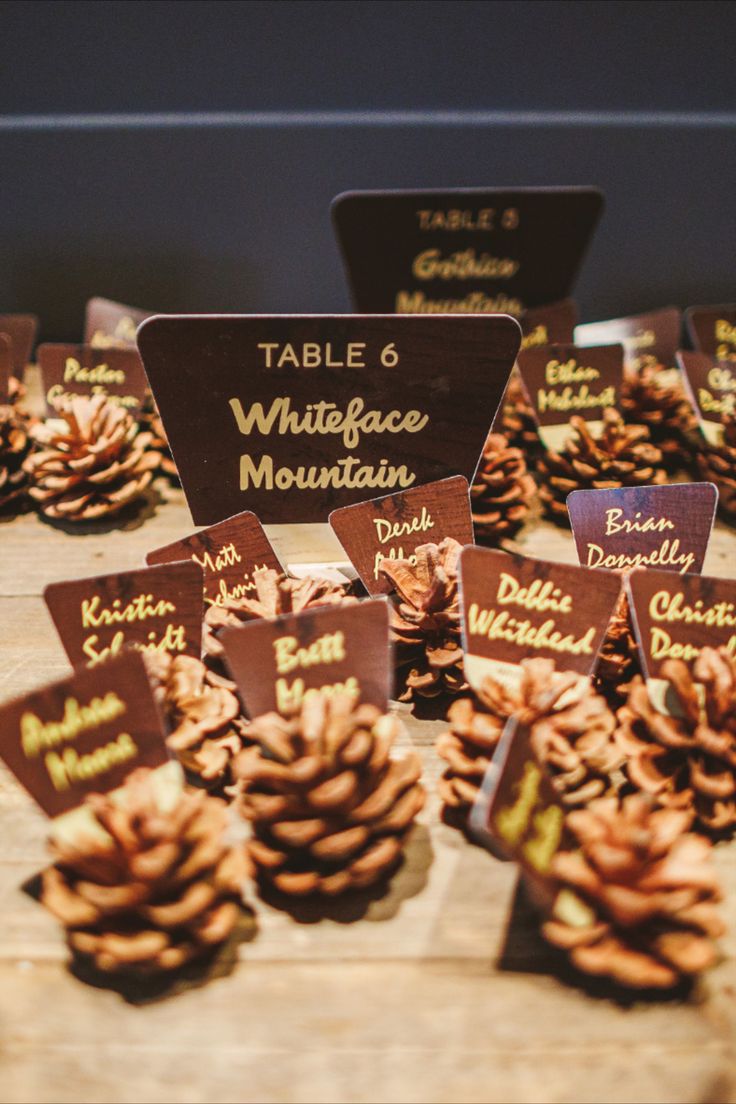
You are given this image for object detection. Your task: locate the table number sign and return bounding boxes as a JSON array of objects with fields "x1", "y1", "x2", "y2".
[
  {"x1": 38, "y1": 343, "x2": 149, "y2": 414},
  {"x1": 137, "y1": 313, "x2": 520, "y2": 525},
  {"x1": 516, "y1": 343, "x2": 622, "y2": 451},
  {"x1": 85, "y1": 297, "x2": 153, "y2": 349},
  {"x1": 677, "y1": 350, "x2": 735, "y2": 445},
  {"x1": 576, "y1": 306, "x2": 682, "y2": 381},
  {"x1": 329, "y1": 475, "x2": 473, "y2": 596},
  {"x1": 568, "y1": 483, "x2": 716, "y2": 575},
  {"x1": 44, "y1": 562, "x2": 204, "y2": 667},
  {"x1": 332, "y1": 188, "x2": 603, "y2": 316},
  {"x1": 147, "y1": 510, "x2": 283, "y2": 612},
  {"x1": 685, "y1": 303, "x2": 736, "y2": 362},
  {"x1": 221, "y1": 598, "x2": 391, "y2": 716},
  {"x1": 0, "y1": 313, "x2": 38, "y2": 378}
]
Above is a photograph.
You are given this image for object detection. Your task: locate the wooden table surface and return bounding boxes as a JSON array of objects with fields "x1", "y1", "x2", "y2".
[{"x1": 1, "y1": 484, "x2": 736, "y2": 1104}]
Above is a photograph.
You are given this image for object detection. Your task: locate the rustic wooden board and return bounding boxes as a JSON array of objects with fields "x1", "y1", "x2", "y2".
[{"x1": 1, "y1": 480, "x2": 736, "y2": 1103}]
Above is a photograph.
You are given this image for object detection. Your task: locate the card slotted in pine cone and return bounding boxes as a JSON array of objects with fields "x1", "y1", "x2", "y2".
[{"x1": 232, "y1": 690, "x2": 425, "y2": 897}]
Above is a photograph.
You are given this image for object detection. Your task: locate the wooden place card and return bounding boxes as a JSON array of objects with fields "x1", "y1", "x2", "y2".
[
  {"x1": 137, "y1": 314, "x2": 520, "y2": 525},
  {"x1": 519, "y1": 299, "x2": 577, "y2": 351},
  {"x1": 516, "y1": 342, "x2": 622, "y2": 451},
  {"x1": 329, "y1": 475, "x2": 473, "y2": 596},
  {"x1": 146, "y1": 510, "x2": 283, "y2": 613},
  {"x1": 38, "y1": 343, "x2": 149, "y2": 415},
  {"x1": 221, "y1": 597, "x2": 391, "y2": 717},
  {"x1": 44, "y1": 562, "x2": 204, "y2": 668},
  {"x1": 677, "y1": 350, "x2": 735, "y2": 445},
  {"x1": 332, "y1": 188, "x2": 603, "y2": 316},
  {"x1": 627, "y1": 568, "x2": 736, "y2": 715},
  {"x1": 0, "y1": 313, "x2": 39, "y2": 377},
  {"x1": 685, "y1": 303, "x2": 736, "y2": 362},
  {"x1": 458, "y1": 546, "x2": 621, "y2": 694},
  {"x1": 0, "y1": 334, "x2": 10, "y2": 404},
  {"x1": 575, "y1": 306, "x2": 682, "y2": 377},
  {"x1": 568, "y1": 483, "x2": 716, "y2": 576},
  {"x1": 0, "y1": 649, "x2": 168, "y2": 819},
  {"x1": 85, "y1": 297, "x2": 154, "y2": 349}
]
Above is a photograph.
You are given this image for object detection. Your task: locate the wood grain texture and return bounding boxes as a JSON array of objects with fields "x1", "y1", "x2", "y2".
[{"x1": 1, "y1": 485, "x2": 736, "y2": 1103}]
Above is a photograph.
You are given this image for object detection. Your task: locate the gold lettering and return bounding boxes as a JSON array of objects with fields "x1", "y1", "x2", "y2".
[{"x1": 20, "y1": 693, "x2": 127, "y2": 757}]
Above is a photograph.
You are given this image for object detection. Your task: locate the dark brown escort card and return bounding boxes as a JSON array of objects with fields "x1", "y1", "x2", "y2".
[
  {"x1": 685, "y1": 303, "x2": 736, "y2": 362},
  {"x1": 0, "y1": 334, "x2": 10, "y2": 404},
  {"x1": 44, "y1": 562, "x2": 204, "y2": 668},
  {"x1": 568, "y1": 483, "x2": 716, "y2": 575},
  {"x1": 519, "y1": 299, "x2": 577, "y2": 350},
  {"x1": 516, "y1": 342, "x2": 622, "y2": 451},
  {"x1": 332, "y1": 188, "x2": 603, "y2": 316},
  {"x1": 137, "y1": 313, "x2": 520, "y2": 525},
  {"x1": 458, "y1": 546, "x2": 621, "y2": 693},
  {"x1": 146, "y1": 510, "x2": 283, "y2": 613},
  {"x1": 0, "y1": 649, "x2": 168, "y2": 818},
  {"x1": 221, "y1": 598, "x2": 391, "y2": 716},
  {"x1": 329, "y1": 476, "x2": 473, "y2": 596},
  {"x1": 677, "y1": 350, "x2": 735, "y2": 445},
  {"x1": 575, "y1": 306, "x2": 682, "y2": 375},
  {"x1": 84, "y1": 297, "x2": 154, "y2": 348},
  {"x1": 38, "y1": 343, "x2": 149, "y2": 415},
  {"x1": 0, "y1": 313, "x2": 38, "y2": 377}
]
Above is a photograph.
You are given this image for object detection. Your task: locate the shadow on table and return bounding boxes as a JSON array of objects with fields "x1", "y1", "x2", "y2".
[{"x1": 34, "y1": 485, "x2": 164, "y2": 537}]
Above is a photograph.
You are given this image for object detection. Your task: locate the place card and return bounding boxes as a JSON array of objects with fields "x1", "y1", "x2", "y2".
[
  {"x1": 221, "y1": 598, "x2": 391, "y2": 716},
  {"x1": 458, "y1": 546, "x2": 621, "y2": 694},
  {"x1": 332, "y1": 187, "x2": 603, "y2": 316},
  {"x1": 575, "y1": 306, "x2": 682, "y2": 380},
  {"x1": 38, "y1": 343, "x2": 149, "y2": 414},
  {"x1": 0, "y1": 313, "x2": 39, "y2": 377},
  {"x1": 329, "y1": 475, "x2": 473, "y2": 595},
  {"x1": 677, "y1": 350, "x2": 735, "y2": 445},
  {"x1": 44, "y1": 562, "x2": 204, "y2": 668},
  {"x1": 84, "y1": 296, "x2": 153, "y2": 349},
  {"x1": 137, "y1": 313, "x2": 520, "y2": 524},
  {"x1": 519, "y1": 298, "x2": 577, "y2": 350},
  {"x1": 568, "y1": 483, "x2": 716, "y2": 575},
  {"x1": 146, "y1": 510, "x2": 283, "y2": 612},
  {"x1": 516, "y1": 342, "x2": 622, "y2": 450},
  {"x1": 685, "y1": 303, "x2": 736, "y2": 362},
  {"x1": 0, "y1": 649, "x2": 168, "y2": 819}
]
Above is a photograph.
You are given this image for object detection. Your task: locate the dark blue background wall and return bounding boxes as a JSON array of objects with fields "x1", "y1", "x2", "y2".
[{"x1": 1, "y1": 0, "x2": 735, "y2": 339}]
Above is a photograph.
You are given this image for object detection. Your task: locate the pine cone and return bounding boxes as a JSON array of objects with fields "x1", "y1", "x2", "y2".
[
  {"x1": 0, "y1": 403, "x2": 31, "y2": 511},
  {"x1": 232, "y1": 690, "x2": 425, "y2": 896},
  {"x1": 493, "y1": 370, "x2": 541, "y2": 456},
  {"x1": 379, "y1": 538, "x2": 465, "y2": 702},
  {"x1": 621, "y1": 360, "x2": 697, "y2": 472},
  {"x1": 40, "y1": 768, "x2": 249, "y2": 974},
  {"x1": 594, "y1": 588, "x2": 641, "y2": 704},
  {"x1": 537, "y1": 409, "x2": 667, "y2": 524},
  {"x1": 697, "y1": 415, "x2": 736, "y2": 520},
  {"x1": 138, "y1": 392, "x2": 180, "y2": 484},
  {"x1": 542, "y1": 794, "x2": 724, "y2": 989},
  {"x1": 471, "y1": 431, "x2": 536, "y2": 544},
  {"x1": 24, "y1": 395, "x2": 161, "y2": 522},
  {"x1": 438, "y1": 658, "x2": 620, "y2": 816},
  {"x1": 145, "y1": 653, "x2": 247, "y2": 788},
  {"x1": 617, "y1": 647, "x2": 736, "y2": 833}
]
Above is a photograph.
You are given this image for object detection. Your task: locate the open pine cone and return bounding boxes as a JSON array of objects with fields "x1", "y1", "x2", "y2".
[
  {"x1": 617, "y1": 647, "x2": 736, "y2": 833},
  {"x1": 232, "y1": 690, "x2": 425, "y2": 896},
  {"x1": 542, "y1": 794, "x2": 724, "y2": 989},
  {"x1": 494, "y1": 370, "x2": 541, "y2": 456},
  {"x1": 471, "y1": 431, "x2": 536, "y2": 544},
  {"x1": 594, "y1": 586, "x2": 641, "y2": 704},
  {"x1": 379, "y1": 538, "x2": 465, "y2": 702},
  {"x1": 41, "y1": 769, "x2": 249, "y2": 974},
  {"x1": 621, "y1": 360, "x2": 697, "y2": 472},
  {"x1": 438, "y1": 658, "x2": 620, "y2": 817},
  {"x1": 537, "y1": 409, "x2": 667, "y2": 524},
  {"x1": 138, "y1": 392, "x2": 180, "y2": 484},
  {"x1": 145, "y1": 653, "x2": 247, "y2": 788},
  {"x1": 23, "y1": 394, "x2": 161, "y2": 522},
  {"x1": 0, "y1": 403, "x2": 31, "y2": 511},
  {"x1": 697, "y1": 415, "x2": 736, "y2": 520}
]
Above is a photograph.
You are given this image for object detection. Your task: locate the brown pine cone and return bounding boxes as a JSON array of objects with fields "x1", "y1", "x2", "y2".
[
  {"x1": 0, "y1": 403, "x2": 31, "y2": 512},
  {"x1": 537, "y1": 409, "x2": 667, "y2": 524},
  {"x1": 471, "y1": 431, "x2": 536, "y2": 544},
  {"x1": 594, "y1": 587, "x2": 641, "y2": 704},
  {"x1": 23, "y1": 394, "x2": 161, "y2": 522},
  {"x1": 138, "y1": 392, "x2": 180, "y2": 484},
  {"x1": 617, "y1": 647, "x2": 736, "y2": 833},
  {"x1": 493, "y1": 370, "x2": 541, "y2": 456},
  {"x1": 232, "y1": 690, "x2": 425, "y2": 896},
  {"x1": 379, "y1": 538, "x2": 465, "y2": 702},
  {"x1": 438, "y1": 658, "x2": 620, "y2": 816},
  {"x1": 697, "y1": 415, "x2": 736, "y2": 520},
  {"x1": 542, "y1": 793, "x2": 724, "y2": 989},
  {"x1": 145, "y1": 652, "x2": 248, "y2": 788},
  {"x1": 40, "y1": 768, "x2": 249, "y2": 974},
  {"x1": 621, "y1": 360, "x2": 697, "y2": 472}
]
